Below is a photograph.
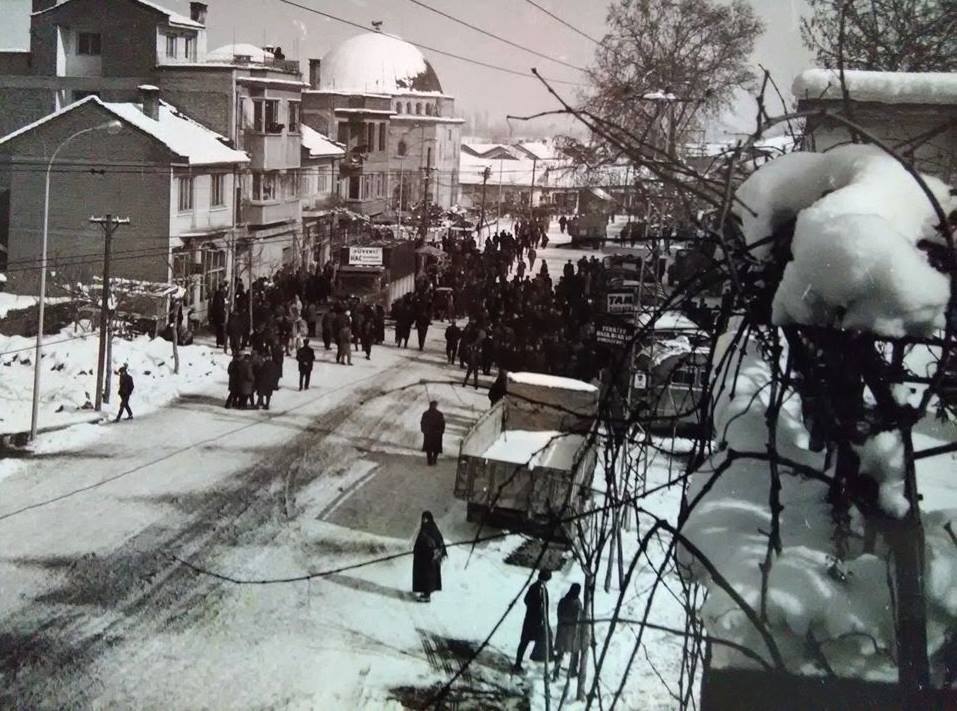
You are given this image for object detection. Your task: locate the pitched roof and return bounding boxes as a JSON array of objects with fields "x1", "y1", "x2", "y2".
[
  {"x1": 0, "y1": 96, "x2": 248, "y2": 166},
  {"x1": 301, "y1": 125, "x2": 345, "y2": 159},
  {"x1": 33, "y1": 0, "x2": 203, "y2": 28}
]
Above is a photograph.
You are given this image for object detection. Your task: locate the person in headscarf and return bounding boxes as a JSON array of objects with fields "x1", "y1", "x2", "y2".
[
  {"x1": 412, "y1": 511, "x2": 447, "y2": 602},
  {"x1": 552, "y1": 582, "x2": 582, "y2": 680}
]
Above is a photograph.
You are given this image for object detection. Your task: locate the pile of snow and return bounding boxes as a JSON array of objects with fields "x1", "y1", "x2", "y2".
[
  {"x1": 480, "y1": 429, "x2": 582, "y2": 470},
  {"x1": 681, "y1": 332, "x2": 957, "y2": 677},
  {"x1": 507, "y1": 371, "x2": 598, "y2": 393},
  {"x1": 0, "y1": 327, "x2": 228, "y2": 435},
  {"x1": 793, "y1": 69, "x2": 957, "y2": 106},
  {"x1": 735, "y1": 144, "x2": 955, "y2": 337}
]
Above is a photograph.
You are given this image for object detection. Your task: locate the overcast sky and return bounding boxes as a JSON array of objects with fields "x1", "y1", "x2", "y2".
[{"x1": 1, "y1": 0, "x2": 814, "y2": 137}]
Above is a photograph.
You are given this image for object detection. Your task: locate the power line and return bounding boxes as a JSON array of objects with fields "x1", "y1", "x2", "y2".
[
  {"x1": 520, "y1": 0, "x2": 602, "y2": 45},
  {"x1": 405, "y1": 0, "x2": 587, "y2": 73},
  {"x1": 273, "y1": 0, "x2": 587, "y2": 87}
]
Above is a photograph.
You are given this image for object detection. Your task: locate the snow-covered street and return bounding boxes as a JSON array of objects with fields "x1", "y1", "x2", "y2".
[{"x1": 0, "y1": 324, "x2": 687, "y2": 709}]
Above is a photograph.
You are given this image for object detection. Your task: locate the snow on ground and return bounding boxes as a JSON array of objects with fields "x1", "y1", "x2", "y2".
[
  {"x1": 0, "y1": 323, "x2": 690, "y2": 709},
  {"x1": 0, "y1": 325, "x2": 227, "y2": 440},
  {"x1": 0, "y1": 292, "x2": 70, "y2": 318}
]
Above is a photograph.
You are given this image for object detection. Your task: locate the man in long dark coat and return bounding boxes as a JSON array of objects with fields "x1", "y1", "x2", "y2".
[
  {"x1": 296, "y1": 338, "x2": 316, "y2": 390},
  {"x1": 514, "y1": 569, "x2": 552, "y2": 672},
  {"x1": 254, "y1": 353, "x2": 279, "y2": 410},
  {"x1": 420, "y1": 401, "x2": 445, "y2": 465},
  {"x1": 115, "y1": 365, "x2": 134, "y2": 421},
  {"x1": 444, "y1": 322, "x2": 461, "y2": 365},
  {"x1": 225, "y1": 351, "x2": 242, "y2": 408},
  {"x1": 210, "y1": 283, "x2": 227, "y2": 348},
  {"x1": 412, "y1": 510, "x2": 447, "y2": 602}
]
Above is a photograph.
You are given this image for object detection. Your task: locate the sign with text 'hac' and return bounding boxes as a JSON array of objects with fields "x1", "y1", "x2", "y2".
[
  {"x1": 596, "y1": 322, "x2": 634, "y2": 346},
  {"x1": 607, "y1": 291, "x2": 636, "y2": 314},
  {"x1": 348, "y1": 246, "x2": 384, "y2": 266}
]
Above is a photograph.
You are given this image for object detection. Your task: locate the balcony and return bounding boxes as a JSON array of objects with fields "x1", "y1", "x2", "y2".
[
  {"x1": 243, "y1": 130, "x2": 301, "y2": 171},
  {"x1": 242, "y1": 198, "x2": 300, "y2": 227}
]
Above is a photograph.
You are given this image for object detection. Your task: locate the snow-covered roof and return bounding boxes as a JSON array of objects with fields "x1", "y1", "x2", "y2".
[
  {"x1": 207, "y1": 44, "x2": 274, "y2": 64},
  {"x1": 0, "y1": 96, "x2": 248, "y2": 166},
  {"x1": 507, "y1": 371, "x2": 598, "y2": 393},
  {"x1": 301, "y1": 125, "x2": 345, "y2": 159},
  {"x1": 462, "y1": 142, "x2": 518, "y2": 159},
  {"x1": 514, "y1": 141, "x2": 558, "y2": 161},
  {"x1": 317, "y1": 32, "x2": 444, "y2": 95},
  {"x1": 793, "y1": 69, "x2": 957, "y2": 106},
  {"x1": 33, "y1": 0, "x2": 203, "y2": 28}
]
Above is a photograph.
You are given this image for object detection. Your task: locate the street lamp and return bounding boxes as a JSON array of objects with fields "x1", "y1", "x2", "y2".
[{"x1": 30, "y1": 118, "x2": 123, "y2": 441}]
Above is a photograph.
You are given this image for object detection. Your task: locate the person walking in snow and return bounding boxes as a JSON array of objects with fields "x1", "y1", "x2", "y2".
[
  {"x1": 415, "y1": 309, "x2": 431, "y2": 351},
  {"x1": 420, "y1": 400, "x2": 445, "y2": 465},
  {"x1": 114, "y1": 365, "x2": 134, "y2": 421},
  {"x1": 225, "y1": 351, "x2": 242, "y2": 408},
  {"x1": 296, "y1": 338, "x2": 315, "y2": 390},
  {"x1": 552, "y1": 582, "x2": 582, "y2": 680},
  {"x1": 558, "y1": 215, "x2": 567, "y2": 234},
  {"x1": 238, "y1": 352, "x2": 256, "y2": 409},
  {"x1": 514, "y1": 569, "x2": 551, "y2": 672},
  {"x1": 412, "y1": 510, "x2": 447, "y2": 603},
  {"x1": 444, "y1": 321, "x2": 461, "y2": 365},
  {"x1": 336, "y1": 312, "x2": 353, "y2": 366},
  {"x1": 254, "y1": 352, "x2": 280, "y2": 410}
]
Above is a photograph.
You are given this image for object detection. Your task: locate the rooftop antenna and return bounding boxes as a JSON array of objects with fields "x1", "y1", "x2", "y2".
[{"x1": 372, "y1": 20, "x2": 383, "y2": 32}]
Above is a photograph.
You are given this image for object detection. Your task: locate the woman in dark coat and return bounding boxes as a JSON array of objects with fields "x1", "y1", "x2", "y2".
[
  {"x1": 412, "y1": 510, "x2": 447, "y2": 602},
  {"x1": 238, "y1": 353, "x2": 255, "y2": 409}
]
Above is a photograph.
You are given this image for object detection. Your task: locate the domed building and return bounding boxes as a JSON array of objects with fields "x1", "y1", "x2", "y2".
[{"x1": 303, "y1": 30, "x2": 463, "y2": 219}]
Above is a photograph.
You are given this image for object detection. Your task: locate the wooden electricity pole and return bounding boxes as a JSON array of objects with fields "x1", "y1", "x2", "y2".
[{"x1": 90, "y1": 214, "x2": 129, "y2": 410}]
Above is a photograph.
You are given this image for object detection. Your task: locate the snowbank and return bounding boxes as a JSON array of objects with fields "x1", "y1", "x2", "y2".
[
  {"x1": 682, "y1": 333, "x2": 957, "y2": 678},
  {"x1": 507, "y1": 371, "x2": 598, "y2": 393},
  {"x1": 793, "y1": 69, "x2": 957, "y2": 106},
  {"x1": 0, "y1": 327, "x2": 227, "y2": 435},
  {"x1": 735, "y1": 144, "x2": 955, "y2": 337}
]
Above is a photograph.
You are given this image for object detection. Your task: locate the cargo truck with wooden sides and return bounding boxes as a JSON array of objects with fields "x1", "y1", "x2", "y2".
[{"x1": 453, "y1": 372, "x2": 600, "y2": 538}]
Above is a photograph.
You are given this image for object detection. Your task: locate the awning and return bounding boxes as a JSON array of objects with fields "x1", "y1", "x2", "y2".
[{"x1": 589, "y1": 186, "x2": 615, "y2": 202}]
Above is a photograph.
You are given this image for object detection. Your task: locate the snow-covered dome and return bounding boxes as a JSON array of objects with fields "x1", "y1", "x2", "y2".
[
  {"x1": 207, "y1": 43, "x2": 275, "y2": 64},
  {"x1": 318, "y1": 32, "x2": 443, "y2": 94}
]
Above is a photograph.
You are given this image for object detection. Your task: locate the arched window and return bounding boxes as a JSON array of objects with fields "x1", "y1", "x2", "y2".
[
  {"x1": 406, "y1": 102, "x2": 412, "y2": 114},
  {"x1": 415, "y1": 102, "x2": 422, "y2": 115},
  {"x1": 398, "y1": 140, "x2": 407, "y2": 157},
  {"x1": 425, "y1": 103, "x2": 432, "y2": 116},
  {"x1": 395, "y1": 102, "x2": 401, "y2": 114}
]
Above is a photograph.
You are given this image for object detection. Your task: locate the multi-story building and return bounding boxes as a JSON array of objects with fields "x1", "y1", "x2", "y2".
[
  {"x1": 300, "y1": 124, "x2": 344, "y2": 268},
  {"x1": 0, "y1": 0, "x2": 341, "y2": 305},
  {"x1": 0, "y1": 89, "x2": 248, "y2": 315},
  {"x1": 303, "y1": 30, "x2": 464, "y2": 219}
]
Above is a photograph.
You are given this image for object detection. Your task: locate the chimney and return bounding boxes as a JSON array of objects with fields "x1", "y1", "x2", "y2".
[
  {"x1": 309, "y1": 59, "x2": 321, "y2": 89},
  {"x1": 138, "y1": 84, "x2": 160, "y2": 121},
  {"x1": 189, "y1": 2, "x2": 207, "y2": 24}
]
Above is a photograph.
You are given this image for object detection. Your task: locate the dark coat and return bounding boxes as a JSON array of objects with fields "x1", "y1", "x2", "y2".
[
  {"x1": 118, "y1": 372, "x2": 134, "y2": 398},
  {"x1": 420, "y1": 408, "x2": 445, "y2": 453},
  {"x1": 412, "y1": 523, "x2": 446, "y2": 593},
  {"x1": 296, "y1": 345, "x2": 315, "y2": 371},
  {"x1": 227, "y1": 358, "x2": 242, "y2": 391},
  {"x1": 521, "y1": 581, "x2": 552, "y2": 660},
  {"x1": 554, "y1": 594, "x2": 582, "y2": 654},
  {"x1": 488, "y1": 373, "x2": 507, "y2": 406},
  {"x1": 237, "y1": 359, "x2": 255, "y2": 396},
  {"x1": 255, "y1": 359, "x2": 280, "y2": 396}
]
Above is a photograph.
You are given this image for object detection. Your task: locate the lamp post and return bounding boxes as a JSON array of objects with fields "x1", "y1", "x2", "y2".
[{"x1": 30, "y1": 119, "x2": 123, "y2": 441}]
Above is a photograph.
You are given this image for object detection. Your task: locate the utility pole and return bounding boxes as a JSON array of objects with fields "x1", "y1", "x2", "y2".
[
  {"x1": 479, "y1": 165, "x2": 491, "y2": 246},
  {"x1": 90, "y1": 214, "x2": 129, "y2": 411},
  {"x1": 528, "y1": 156, "x2": 538, "y2": 223},
  {"x1": 418, "y1": 149, "x2": 432, "y2": 240}
]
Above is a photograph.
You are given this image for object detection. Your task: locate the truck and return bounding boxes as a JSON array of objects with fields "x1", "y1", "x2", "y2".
[
  {"x1": 335, "y1": 240, "x2": 416, "y2": 309},
  {"x1": 453, "y1": 372, "x2": 600, "y2": 538}
]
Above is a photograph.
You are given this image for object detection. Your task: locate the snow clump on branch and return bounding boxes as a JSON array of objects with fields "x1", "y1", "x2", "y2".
[{"x1": 735, "y1": 144, "x2": 955, "y2": 337}]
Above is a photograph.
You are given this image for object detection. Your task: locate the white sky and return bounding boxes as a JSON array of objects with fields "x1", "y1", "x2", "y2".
[{"x1": 0, "y1": 0, "x2": 815, "y2": 138}]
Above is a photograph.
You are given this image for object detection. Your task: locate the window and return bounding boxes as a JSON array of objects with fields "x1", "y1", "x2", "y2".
[
  {"x1": 210, "y1": 174, "x2": 225, "y2": 207},
  {"x1": 378, "y1": 123, "x2": 386, "y2": 152},
  {"x1": 317, "y1": 168, "x2": 328, "y2": 193},
  {"x1": 202, "y1": 248, "x2": 226, "y2": 302},
  {"x1": 288, "y1": 101, "x2": 300, "y2": 133},
  {"x1": 397, "y1": 140, "x2": 407, "y2": 157},
  {"x1": 406, "y1": 102, "x2": 411, "y2": 114},
  {"x1": 337, "y1": 121, "x2": 349, "y2": 145},
  {"x1": 172, "y1": 251, "x2": 191, "y2": 290},
  {"x1": 252, "y1": 172, "x2": 277, "y2": 201},
  {"x1": 166, "y1": 34, "x2": 177, "y2": 58},
  {"x1": 77, "y1": 32, "x2": 101, "y2": 56},
  {"x1": 367, "y1": 122, "x2": 375, "y2": 151},
  {"x1": 283, "y1": 170, "x2": 301, "y2": 199},
  {"x1": 178, "y1": 177, "x2": 193, "y2": 212},
  {"x1": 395, "y1": 102, "x2": 402, "y2": 114},
  {"x1": 425, "y1": 103, "x2": 432, "y2": 116},
  {"x1": 184, "y1": 36, "x2": 194, "y2": 60},
  {"x1": 415, "y1": 103, "x2": 422, "y2": 115},
  {"x1": 253, "y1": 100, "x2": 280, "y2": 133}
]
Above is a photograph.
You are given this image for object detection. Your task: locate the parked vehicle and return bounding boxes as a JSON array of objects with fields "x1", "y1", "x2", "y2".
[{"x1": 453, "y1": 372, "x2": 600, "y2": 538}]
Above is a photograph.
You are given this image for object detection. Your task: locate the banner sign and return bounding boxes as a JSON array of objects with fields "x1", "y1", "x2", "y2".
[
  {"x1": 606, "y1": 291, "x2": 636, "y2": 314},
  {"x1": 348, "y1": 247, "x2": 383, "y2": 266},
  {"x1": 596, "y1": 322, "x2": 634, "y2": 347}
]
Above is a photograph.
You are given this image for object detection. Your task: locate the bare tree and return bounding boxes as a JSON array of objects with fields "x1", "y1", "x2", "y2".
[{"x1": 801, "y1": 0, "x2": 957, "y2": 72}]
